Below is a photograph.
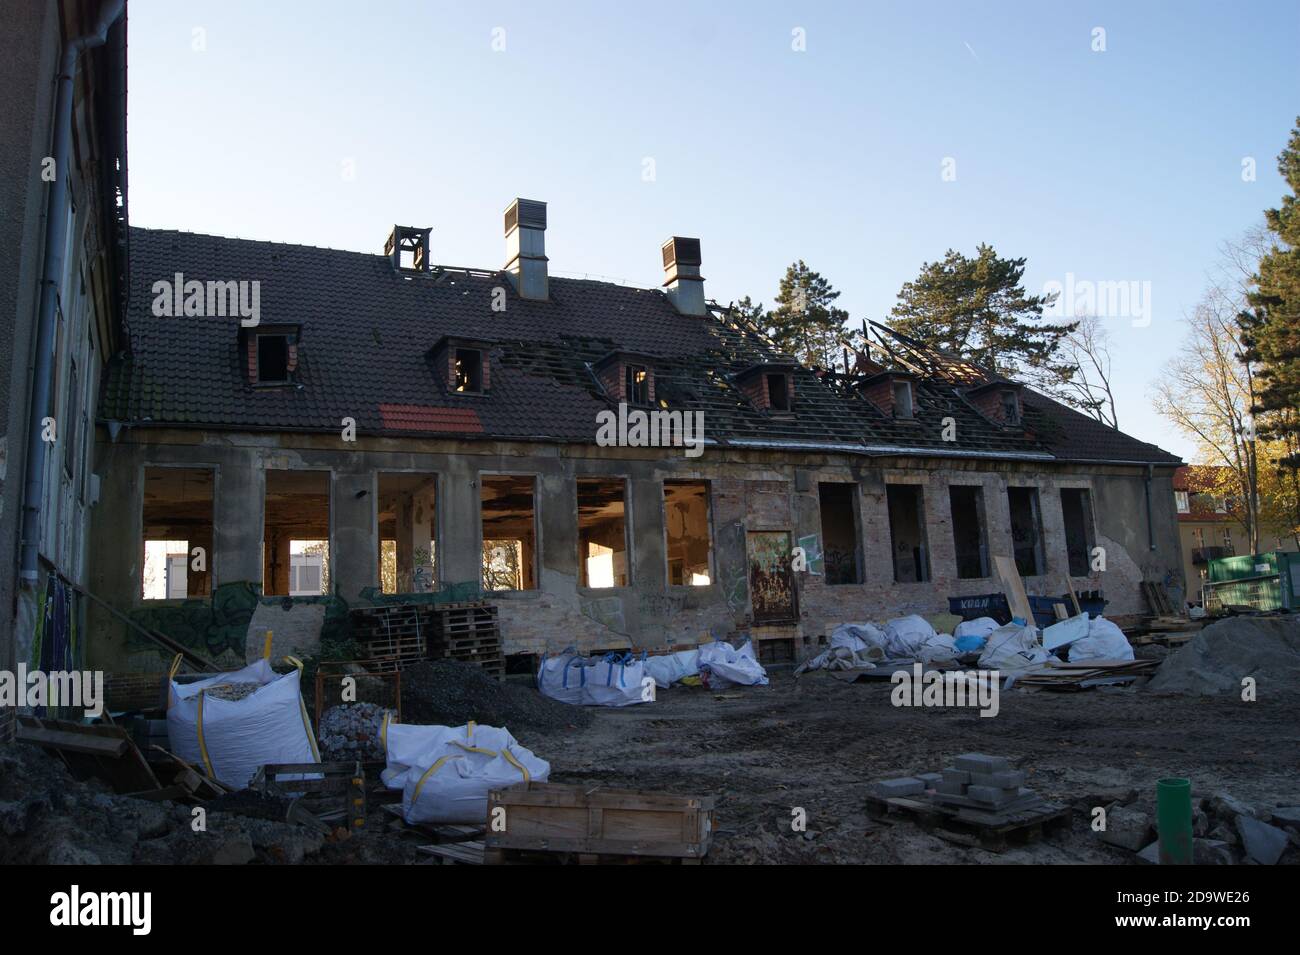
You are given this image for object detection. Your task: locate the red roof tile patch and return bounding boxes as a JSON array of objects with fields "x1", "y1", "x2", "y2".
[{"x1": 379, "y1": 404, "x2": 484, "y2": 433}]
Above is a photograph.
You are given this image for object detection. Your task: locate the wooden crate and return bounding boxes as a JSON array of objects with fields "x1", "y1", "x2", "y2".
[{"x1": 485, "y1": 782, "x2": 714, "y2": 862}]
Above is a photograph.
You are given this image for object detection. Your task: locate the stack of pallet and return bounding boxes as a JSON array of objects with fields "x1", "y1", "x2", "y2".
[
  {"x1": 430, "y1": 603, "x2": 503, "y2": 679},
  {"x1": 350, "y1": 605, "x2": 433, "y2": 672}
]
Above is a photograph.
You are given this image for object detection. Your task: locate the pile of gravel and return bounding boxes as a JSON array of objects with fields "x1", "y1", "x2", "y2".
[
  {"x1": 319, "y1": 702, "x2": 393, "y2": 760},
  {"x1": 204, "y1": 681, "x2": 261, "y2": 702},
  {"x1": 400, "y1": 659, "x2": 590, "y2": 735},
  {"x1": 1147, "y1": 615, "x2": 1300, "y2": 695}
]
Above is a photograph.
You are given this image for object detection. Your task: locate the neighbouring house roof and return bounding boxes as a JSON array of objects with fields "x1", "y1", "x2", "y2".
[
  {"x1": 1173, "y1": 465, "x2": 1237, "y2": 522},
  {"x1": 101, "y1": 227, "x2": 1183, "y2": 467}
]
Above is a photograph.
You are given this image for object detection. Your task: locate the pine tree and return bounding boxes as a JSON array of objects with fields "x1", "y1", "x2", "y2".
[
  {"x1": 762, "y1": 261, "x2": 851, "y2": 370},
  {"x1": 888, "y1": 244, "x2": 1076, "y2": 386},
  {"x1": 1241, "y1": 118, "x2": 1300, "y2": 471}
]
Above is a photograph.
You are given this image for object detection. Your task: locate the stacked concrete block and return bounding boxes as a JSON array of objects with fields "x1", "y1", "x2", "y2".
[
  {"x1": 873, "y1": 777, "x2": 926, "y2": 799},
  {"x1": 931, "y1": 754, "x2": 1040, "y2": 812}
]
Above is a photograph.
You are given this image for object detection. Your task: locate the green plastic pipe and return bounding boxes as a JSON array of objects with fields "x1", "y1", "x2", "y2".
[{"x1": 1157, "y1": 777, "x2": 1193, "y2": 865}]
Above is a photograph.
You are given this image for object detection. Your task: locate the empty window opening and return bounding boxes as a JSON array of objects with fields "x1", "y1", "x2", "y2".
[
  {"x1": 887, "y1": 484, "x2": 930, "y2": 583},
  {"x1": 257, "y1": 334, "x2": 290, "y2": 383},
  {"x1": 1060, "y1": 488, "x2": 1096, "y2": 577},
  {"x1": 892, "y1": 381, "x2": 914, "y2": 419},
  {"x1": 578, "y1": 478, "x2": 629, "y2": 588},
  {"x1": 454, "y1": 348, "x2": 483, "y2": 393},
  {"x1": 377, "y1": 473, "x2": 438, "y2": 593},
  {"x1": 263, "y1": 469, "x2": 330, "y2": 596},
  {"x1": 1001, "y1": 391, "x2": 1020, "y2": 424},
  {"x1": 664, "y1": 480, "x2": 712, "y2": 585},
  {"x1": 949, "y1": 485, "x2": 989, "y2": 579},
  {"x1": 625, "y1": 365, "x2": 649, "y2": 405},
  {"x1": 481, "y1": 475, "x2": 537, "y2": 591},
  {"x1": 1007, "y1": 486, "x2": 1046, "y2": 577},
  {"x1": 818, "y1": 482, "x2": 862, "y2": 584},
  {"x1": 767, "y1": 374, "x2": 790, "y2": 411},
  {"x1": 142, "y1": 467, "x2": 214, "y2": 600}
]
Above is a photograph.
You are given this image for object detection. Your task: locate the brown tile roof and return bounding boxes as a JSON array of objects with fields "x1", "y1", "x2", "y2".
[{"x1": 101, "y1": 227, "x2": 1182, "y2": 467}]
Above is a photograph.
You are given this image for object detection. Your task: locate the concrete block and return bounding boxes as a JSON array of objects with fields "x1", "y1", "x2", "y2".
[
  {"x1": 873, "y1": 777, "x2": 925, "y2": 798},
  {"x1": 936, "y1": 779, "x2": 967, "y2": 796},
  {"x1": 1098, "y1": 805, "x2": 1153, "y2": 851},
  {"x1": 1193, "y1": 838, "x2": 1235, "y2": 865},
  {"x1": 941, "y1": 768, "x2": 970, "y2": 785},
  {"x1": 953, "y1": 753, "x2": 1011, "y2": 774},
  {"x1": 969, "y1": 770, "x2": 1026, "y2": 789},
  {"x1": 966, "y1": 785, "x2": 1017, "y2": 808},
  {"x1": 1236, "y1": 815, "x2": 1288, "y2": 865},
  {"x1": 1268, "y1": 806, "x2": 1300, "y2": 827}
]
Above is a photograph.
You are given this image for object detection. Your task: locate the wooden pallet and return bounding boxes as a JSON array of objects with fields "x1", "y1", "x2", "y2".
[
  {"x1": 418, "y1": 840, "x2": 487, "y2": 865},
  {"x1": 485, "y1": 781, "x2": 713, "y2": 862},
  {"x1": 482, "y1": 845, "x2": 702, "y2": 865},
  {"x1": 865, "y1": 793, "x2": 1070, "y2": 852},
  {"x1": 251, "y1": 761, "x2": 368, "y2": 830},
  {"x1": 1141, "y1": 580, "x2": 1178, "y2": 616}
]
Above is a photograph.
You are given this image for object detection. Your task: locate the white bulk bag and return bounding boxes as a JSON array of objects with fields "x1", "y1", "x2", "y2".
[
  {"x1": 393, "y1": 722, "x2": 550, "y2": 825},
  {"x1": 917, "y1": 632, "x2": 960, "y2": 665},
  {"x1": 884, "y1": 614, "x2": 937, "y2": 658},
  {"x1": 584, "y1": 653, "x2": 651, "y2": 707},
  {"x1": 1068, "y1": 615, "x2": 1135, "y2": 662},
  {"x1": 977, "y1": 623, "x2": 1053, "y2": 671},
  {"x1": 698, "y1": 639, "x2": 769, "y2": 687},
  {"x1": 642, "y1": 648, "x2": 701, "y2": 689},
  {"x1": 167, "y1": 658, "x2": 320, "y2": 790},
  {"x1": 830, "y1": 623, "x2": 888, "y2": 661},
  {"x1": 954, "y1": 617, "x2": 1000, "y2": 640},
  {"x1": 537, "y1": 650, "x2": 589, "y2": 705}
]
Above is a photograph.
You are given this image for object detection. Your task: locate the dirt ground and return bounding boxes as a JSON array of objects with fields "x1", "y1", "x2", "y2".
[{"x1": 520, "y1": 670, "x2": 1300, "y2": 864}]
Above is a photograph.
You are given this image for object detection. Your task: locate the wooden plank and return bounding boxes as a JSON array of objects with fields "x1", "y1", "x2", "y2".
[
  {"x1": 17, "y1": 725, "x2": 128, "y2": 758},
  {"x1": 1064, "y1": 577, "x2": 1083, "y2": 616},
  {"x1": 62, "y1": 578, "x2": 219, "y2": 672},
  {"x1": 993, "y1": 556, "x2": 1034, "y2": 624}
]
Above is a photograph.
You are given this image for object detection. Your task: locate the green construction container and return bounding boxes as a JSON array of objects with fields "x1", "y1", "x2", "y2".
[
  {"x1": 1280, "y1": 552, "x2": 1300, "y2": 612},
  {"x1": 1206, "y1": 551, "x2": 1279, "y2": 584}
]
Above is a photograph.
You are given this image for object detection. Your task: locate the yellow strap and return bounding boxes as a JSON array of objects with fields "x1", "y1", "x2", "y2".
[
  {"x1": 466, "y1": 720, "x2": 476, "y2": 743},
  {"x1": 284, "y1": 655, "x2": 304, "y2": 672},
  {"x1": 381, "y1": 713, "x2": 392, "y2": 753},
  {"x1": 168, "y1": 653, "x2": 183, "y2": 679},
  {"x1": 262, "y1": 631, "x2": 274, "y2": 660},
  {"x1": 297, "y1": 693, "x2": 321, "y2": 761},
  {"x1": 501, "y1": 748, "x2": 531, "y2": 783},
  {"x1": 195, "y1": 690, "x2": 216, "y2": 780}
]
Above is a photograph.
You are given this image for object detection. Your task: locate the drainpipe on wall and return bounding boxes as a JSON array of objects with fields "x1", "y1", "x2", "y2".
[
  {"x1": 1144, "y1": 464, "x2": 1156, "y2": 552},
  {"x1": 18, "y1": 0, "x2": 126, "y2": 589}
]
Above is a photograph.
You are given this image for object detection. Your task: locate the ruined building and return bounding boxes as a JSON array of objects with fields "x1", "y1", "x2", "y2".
[{"x1": 84, "y1": 206, "x2": 1186, "y2": 674}]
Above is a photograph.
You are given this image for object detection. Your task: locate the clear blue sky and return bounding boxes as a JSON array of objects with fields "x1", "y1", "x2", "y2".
[{"x1": 126, "y1": 0, "x2": 1300, "y2": 460}]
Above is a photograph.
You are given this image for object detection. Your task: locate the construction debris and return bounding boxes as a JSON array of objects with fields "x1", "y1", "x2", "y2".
[
  {"x1": 1146, "y1": 615, "x2": 1300, "y2": 695},
  {"x1": 319, "y1": 702, "x2": 393, "y2": 761},
  {"x1": 401, "y1": 659, "x2": 590, "y2": 732}
]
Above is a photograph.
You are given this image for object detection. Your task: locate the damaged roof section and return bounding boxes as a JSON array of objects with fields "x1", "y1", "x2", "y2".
[{"x1": 102, "y1": 227, "x2": 1181, "y2": 466}]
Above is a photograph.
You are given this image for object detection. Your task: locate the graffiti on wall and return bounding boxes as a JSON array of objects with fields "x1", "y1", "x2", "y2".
[{"x1": 747, "y1": 531, "x2": 797, "y2": 624}]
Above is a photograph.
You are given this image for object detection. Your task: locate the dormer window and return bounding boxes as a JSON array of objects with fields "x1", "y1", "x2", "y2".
[
  {"x1": 892, "y1": 380, "x2": 914, "y2": 419},
  {"x1": 243, "y1": 325, "x2": 301, "y2": 386},
  {"x1": 964, "y1": 380, "x2": 1024, "y2": 427},
  {"x1": 626, "y1": 364, "x2": 649, "y2": 405},
  {"x1": 454, "y1": 348, "x2": 483, "y2": 393},
  {"x1": 767, "y1": 373, "x2": 790, "y2": 412}
]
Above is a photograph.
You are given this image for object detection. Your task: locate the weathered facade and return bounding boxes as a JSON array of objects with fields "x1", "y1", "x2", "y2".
[
  {"x1": 1, "y1": 0, "x2": 128, "y2": 735},
  {"x1": 86, "y1": 212, "x2": 1185, "y2": 673}
]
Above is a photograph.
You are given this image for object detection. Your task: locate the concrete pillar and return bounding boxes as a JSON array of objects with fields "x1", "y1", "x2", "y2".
[
  {"x1": 631, "y1": 476, "x2": 667, "y2": 590},
  {"x1": 538, "y1": 472, "x2": 577, "y2": 591},
  {"x1": 332, "y1": 469, "x2": 377, "y2": 601},
  {"x1": 214, "y1": 454, "x2": 264, "y2": 588},
  {"x1": 440, "y1": 468, "x2": 481, "y2": 587}
]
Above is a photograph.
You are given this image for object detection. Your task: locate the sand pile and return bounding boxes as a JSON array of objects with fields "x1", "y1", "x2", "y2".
[{"x1": 1147, "y1": 615, "x2": 1300, "y2": 695}]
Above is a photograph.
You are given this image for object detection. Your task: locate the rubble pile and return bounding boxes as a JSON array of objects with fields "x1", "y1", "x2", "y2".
[
  {"x1": 401, "y1": 659, "x2": 590, "y2": 733},
  {"x1": 1147, "y1": 616, "x2": 1300, "y2": 695},
  {"x1": 202, "y1": 681, "x2": 262, "y2": 702},
  {"x1": 319, "y1": 702, "x2": 393, "y2": 761}
]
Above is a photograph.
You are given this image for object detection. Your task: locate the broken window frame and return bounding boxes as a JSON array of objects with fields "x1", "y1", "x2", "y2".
[
  {"x1": 576, "y1": 476, "x2": 631, "y2": 590},
  {"x1": 886, "y1": 482, "x2": 931, "y2": 583},
  {"x1": 141, "y1": 464, "x2": 217, "y2": 602},
  {"x1": 1059, "y1": 487, "x2": 1097, "y2": 577},
  {"x1": 662, "y1": 479, "x2": 714, "y2": 587},
  {"x1": 948, "y1": 484, "x2": 990, "y2": 580},
  {"x1": 624, "y1": 364, "x2": 650, "y2": 406},
  {"x1": 480, "y1": 472, "x2": 539, "y2": 593},
  {"x1": 454, "y1": 348, "x2": 484, "y2": 394},
  {"x1": 817, "y1": 481, "x2": 863, "y2": 585},
  {"x1": 1000, "y1": 390, "x2": 1021, "y2": 425},
  {"x1": 892, "y1": 380, "x2": 915, "y2": 419},
  {"x1": 766, "y1": 373, "x2": 791, "y2": 412},
  {"x1": 1007, "y1": 485, "x2": 1046, "y2": 577}
]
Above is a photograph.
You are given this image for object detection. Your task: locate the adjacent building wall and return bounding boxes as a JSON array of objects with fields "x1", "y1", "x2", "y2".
[{"x1": 87, "y1": 428, "x2": 1184, "y2": 671}]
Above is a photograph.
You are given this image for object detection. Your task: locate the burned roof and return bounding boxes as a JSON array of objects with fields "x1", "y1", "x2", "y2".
[{"x1": 101, "y1": 227, "x2": 1182, "y2": 466}]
